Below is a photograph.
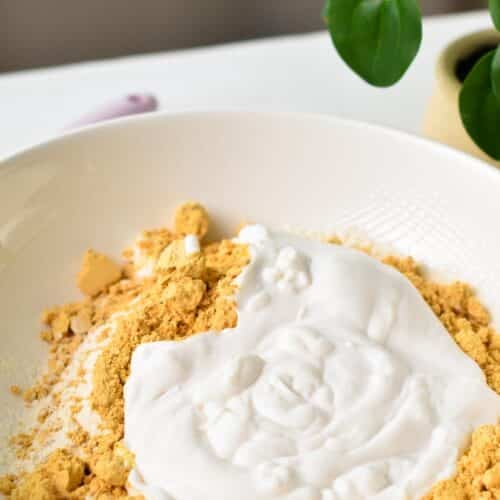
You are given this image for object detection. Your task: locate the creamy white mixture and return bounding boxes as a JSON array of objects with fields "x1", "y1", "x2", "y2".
[{"x1": 124, "y1": 226, "x2": 500, "y2": 500}]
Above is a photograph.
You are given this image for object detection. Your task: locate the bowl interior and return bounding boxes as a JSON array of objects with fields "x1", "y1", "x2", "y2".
[{"x1": 1, "y1": 111, "x2": 500, "y2": 451}]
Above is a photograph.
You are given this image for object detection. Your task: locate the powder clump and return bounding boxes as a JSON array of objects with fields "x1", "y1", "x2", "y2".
[
  {"x1": 424, "y1": 425, "x2": 500, "y2": 499},
  {"x1": 10, "y1": 449, "x2": 85, "y2": 499},
  {"x1": 77, "y1": 250, "x2": 122, "y2": 297},
  {"x1": 174, "y1": 201, "x2": 210, "y2": 238}
]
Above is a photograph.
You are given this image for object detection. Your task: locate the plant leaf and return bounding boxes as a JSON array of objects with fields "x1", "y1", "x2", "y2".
[
  {"x1": 492, "y1": 45, "x2": 500, "y2": 103},
  {"x1": 459, "y1": 49, "x2": 500, "y2": 160},
  {"x1": 324, "y1": 0, "x2": 422, "y2": 87},
  {"x1": 489, "y1": 0, "x2": 500, "y2": 31}
]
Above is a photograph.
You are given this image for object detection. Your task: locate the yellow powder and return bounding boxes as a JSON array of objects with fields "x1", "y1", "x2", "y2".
[
  {"x1": 10, "y1": 432, "x2": 35, "y2": 460},
  {"x1": 383, "y1": 256, "x2": 500, "y2": 394},
  {"x1": 77, "y1": 250, "x2": 122, "y2": 297},
  {"x1": 0, "y1": 475, "x2": 16, "y2": 496},
  {"x1": 92, "y1": 442, "x2": 135, "y2": 487},
  {"x1": 424, "y1": 425, "x2": 500, "y2": 499},
  {"x1": 37, "y1": 408, "x2": 50, "y2": 424},
  {"x1": 4, "y1": 203, "x2": 500, "y2": 499},
  {"x1": 174, "y1": 201, "x2": 210, "y2": 238},
  {"x1": 383, "y1": 256, "x2": 500, "y2": 500},
  {"x1": 90, "y1": 237, "x2": 249, "y2": 435},
  {"x1": 2, "y1": 202, "x2": 249, "y2": 499},
  {"x1": 9, "y1": 385, "x2": 22, "y2": 396},
  {"x1": 22, "y1": 333, "x2": 83, "y2": 403},
  {"x1": 9, "y1": 449, "x2": 85, "y2": 499},
  {"x1": 125, "y1": 227, "x2": 176, "y2": 263}
]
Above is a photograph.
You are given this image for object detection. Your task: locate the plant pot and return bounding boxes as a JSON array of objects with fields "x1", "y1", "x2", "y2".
[{"x1": 423, "y1": 29, "x2": 500, "y2": 166}]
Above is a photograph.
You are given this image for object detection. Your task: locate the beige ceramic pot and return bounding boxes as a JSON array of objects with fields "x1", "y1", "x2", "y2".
[{"x1": 423, "y1": 29, "x2": 500, "y2": 166}]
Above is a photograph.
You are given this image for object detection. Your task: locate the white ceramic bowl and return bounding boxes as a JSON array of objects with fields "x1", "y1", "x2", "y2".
[{"x1": 1, "y1": 111, "x2": 500, "y2": 452}]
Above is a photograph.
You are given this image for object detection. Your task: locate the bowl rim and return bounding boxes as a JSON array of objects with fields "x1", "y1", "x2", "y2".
[{"x1": 2, "y1": 109, "x2": 500, "y2": 185}]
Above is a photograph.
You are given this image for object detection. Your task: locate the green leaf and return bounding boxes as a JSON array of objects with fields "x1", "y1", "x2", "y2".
[
  {"x1": 459, "y1": 49, "x2": 500, "y2": 160},
  {"x1": 489, "y1": 0, "x2": 500, "y2": 31},
  {"x1": 324, "y1": 0, "x2": 422, "y2": 87},
  {"x1": 492, "y1": 45, "x2": 500, "y2": 102}
]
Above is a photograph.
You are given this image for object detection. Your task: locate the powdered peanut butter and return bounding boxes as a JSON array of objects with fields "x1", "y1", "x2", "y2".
[
  {"x1": 384, "y1": 256, "x2": 500, "y2": 500},
  {"x1": 174, "y1": 201, "x2": 209, "y2": 238},
  {"x1": 77, "y1": 250, "x2": 122, "y2": 297}
]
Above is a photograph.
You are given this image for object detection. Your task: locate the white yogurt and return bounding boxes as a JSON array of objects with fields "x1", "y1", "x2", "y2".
[
  {"x1": 183, "y1": 234, "x2": 200, "y2": 255},
  {"x1": 124, "y1": 227, "x2": 500, "y2": 500}
]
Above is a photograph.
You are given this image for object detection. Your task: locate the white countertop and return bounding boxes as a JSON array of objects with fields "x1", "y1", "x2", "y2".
[{"x1": 0, "y1": 10, "x2": 491, "y2": 159}]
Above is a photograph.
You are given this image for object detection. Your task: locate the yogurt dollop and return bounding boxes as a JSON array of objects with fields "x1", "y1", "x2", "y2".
[{"x1": 124, "y1": 227, "x2": 500, "y2": 500}]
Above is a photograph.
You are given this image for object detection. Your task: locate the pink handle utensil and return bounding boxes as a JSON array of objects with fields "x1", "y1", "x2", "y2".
[{"x1": 65, "y1": 93, "x2": 158, "y2": 130}]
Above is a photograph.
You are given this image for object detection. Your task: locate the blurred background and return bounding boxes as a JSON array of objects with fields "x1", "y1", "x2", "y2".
[{"x1": 0, "y1": 0, "x2": 486, "y2": 73}]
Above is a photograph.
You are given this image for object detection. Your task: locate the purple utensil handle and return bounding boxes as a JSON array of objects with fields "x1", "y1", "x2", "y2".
[{"x1": 66, "y1": 94, "x2": 158, "y2": 130}]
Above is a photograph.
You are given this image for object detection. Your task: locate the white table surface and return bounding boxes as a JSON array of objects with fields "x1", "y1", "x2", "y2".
[{"x1": 0, "y1": 10, "x2": 492, "y2": 160}]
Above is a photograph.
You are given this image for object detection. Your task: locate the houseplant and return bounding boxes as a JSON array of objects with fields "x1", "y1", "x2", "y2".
[{"x1": 323, "y1": 0, "x2": 500, "y2": 162}]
